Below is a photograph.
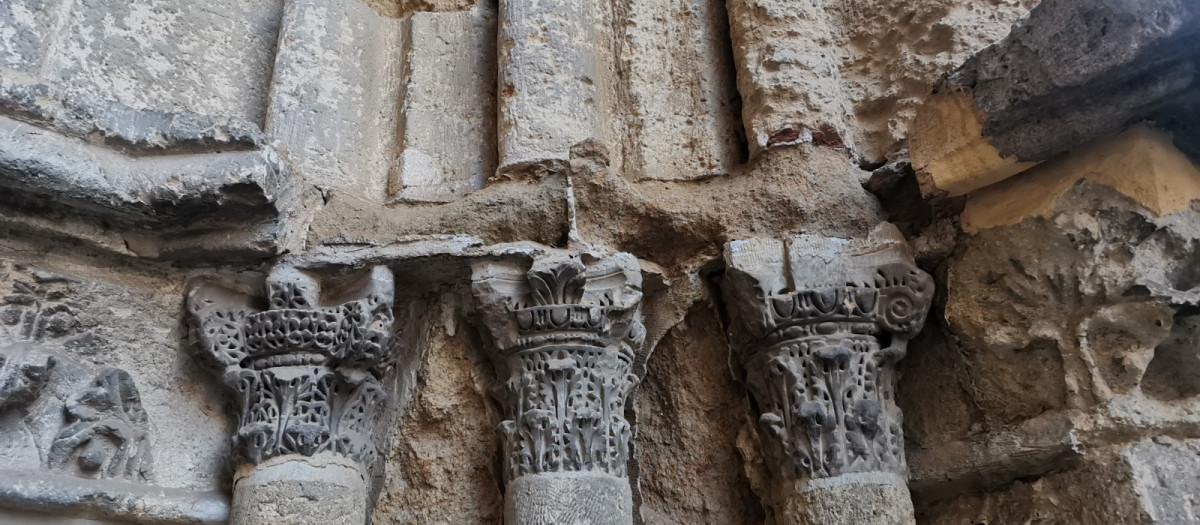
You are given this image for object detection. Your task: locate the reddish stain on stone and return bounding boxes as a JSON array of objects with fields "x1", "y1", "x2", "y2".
[{"x1": 767, "y1": 128, "x2": 802, "y2": 146}]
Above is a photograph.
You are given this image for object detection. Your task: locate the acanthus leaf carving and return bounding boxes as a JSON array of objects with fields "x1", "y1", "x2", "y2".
[
  {"x1": 473, "y1": 254, "x2": 644, "y2": 484},
  {"x1": 721, "y1": 224, "x2": 934, "y2": 481},
  {"x1": 187, "y1": 265, "x2": 398, "y2": 470}
]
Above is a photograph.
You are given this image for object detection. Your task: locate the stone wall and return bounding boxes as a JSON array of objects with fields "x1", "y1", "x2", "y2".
[{"x1": 1, "y1": 0, "x2": 1199, "y2": 524}]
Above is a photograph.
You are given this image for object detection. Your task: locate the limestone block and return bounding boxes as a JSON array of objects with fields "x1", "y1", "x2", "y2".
[
  {"x1": 0, "y1": 471, "x2": 229, "y2": 524},
  {"x1": 497, "y1": 0, "x2": 603, "y2": 175},
  {"x1": 947, "y1": 179, "x2": 1200, "y2": 434},
  {"x1": 265, "y1": 0, "x2": 404, "y2": 196},
  {"x1": 838, "y1": 0, "x2": 1035, "y2": 163},
  {"x1": 910, "y1": 0, "x2": 1200, "y2": 196},
  {"x1": 962, "y1": 124, "x2": 1200, "y2": 233},
  {"x1": 726, "y1": 0, "x2": 851, "y2": 157},
  {"x1": 909, "y1": 87, "x2": 1036, "y2": 198},
  {"x1": 621, "y1": 0, "x2": 742, "y2": 180},
  {"x1": 390, "y1": 4, "x2": 497, "y2": 203},
  {"x1": 0, "y1": 0, "x2": 282, "y2": 128},
  {"x1": 908, "y1": 411, "x2": 1084, "y2": 501}
]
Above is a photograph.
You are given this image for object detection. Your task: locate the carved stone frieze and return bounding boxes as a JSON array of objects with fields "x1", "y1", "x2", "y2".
[
  {"x1": 187, "y1": 266, "x2": 398, "y2": 469},
  {"x1": 472, "y1": 254, "x2": 646, "y2": 484},
  {"x1": 49, "y1": 368, "x2": 154, "y2": 481},
  {"x1": 720, "y1": 224, "x2": 934, "y2": 481}
]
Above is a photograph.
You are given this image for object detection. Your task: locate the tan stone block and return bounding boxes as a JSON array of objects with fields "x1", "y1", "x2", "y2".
[
  {"x1": 909, "y1": 87, "x2": 1036, "y2": 198},
  {"x1": 962, "y1": 124, "x2": 1200, "y2": 233}
]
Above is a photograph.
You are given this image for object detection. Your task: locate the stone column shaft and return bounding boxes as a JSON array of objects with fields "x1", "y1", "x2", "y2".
[
  {"x1": 720, "y1": 224, "x2": 934, "y2": 525},
  {"x1": 726, "y1": 0, "x2": 851, "y2": 156},
  {"x1": 187, "y1": 265, "x2": 399, "y2": 525},
  {"x1": 472, "y1": 254, "x2": 645, "y2": 525},
  {"x1": 497, "y1": 0, "x2": 602, "y2": 174}
]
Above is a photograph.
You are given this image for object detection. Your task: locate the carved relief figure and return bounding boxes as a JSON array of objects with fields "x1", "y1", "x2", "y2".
[
  {"x1": 0, "y1": 268, "x2": 154, "y2": 482},
  {"x1": 49, "y1": 368, "x2": 153, "y2": 481}
]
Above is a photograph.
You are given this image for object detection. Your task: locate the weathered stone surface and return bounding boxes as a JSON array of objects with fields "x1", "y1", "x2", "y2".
[
  {"x1": 634, "y1": 304, "x2": 763, "y2": 525},
  {"x1": 371, "y1": 315, "x2": 503, "y2": 524},
  {"x1": 1, "y1": 0, "x2": 282, "y2": 133},
  {"x1": 504, "y1": 473, "x2": 633, "y2": 525},
  {"x1": 920, "y1": 439, "x2": 1200, "y2": 525},
  {"x1": 619, "y1": 0, "x2": 743, "y2": 180},
  {"x1": 231, "y1": 455, "x2": 368, "y2": 525},
  {"x1": 498, "y1": 0, "x2": 603, "y2": 175},
  {"x1": 471, "y1": 253, "x2": 646, "y2": 525},
  {"x1": 0, "y1": 254, "x2": 229, "y2": 492},
  {"x1": 719, "y1": 223, "x2": 933, "y2": 525},
  {"x1": 962, "y1": 123, "x2": 1200, "y2": 233},
  {"x1": 390, "y1": 3, "x2": 497, "y2": 203},
  {"x1": 841, "y1": 0, "x2": 1037, "y2": 163},
  {"x1": 948, "y1": 182, "x2": 1200, "y2": 421},
  {"x1": 265, "y1": 0, "x2": 404, "y2": 197},
  {"x1": 908, "y1": 411, "x2": 1084, "y2": 501},
  {"x1": 2, "y1": 0, "x2": 1198, "y2": 524},
  {"x1": 0, "y1": 470, "x2": 229, "y2": 525},
  {"x1": 726, "y1": 0, "x2": 850, "y2": 156},
  {"x1": 772, "y1": 473, "x2": 915, "y2": 525},
  {"x1": 911, "y1": 0, "x2": 1200, "y2": 196}
]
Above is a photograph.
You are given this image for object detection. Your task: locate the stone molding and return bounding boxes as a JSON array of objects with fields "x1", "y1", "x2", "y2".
[
  {"x1": 187, "y1": 266, "x2": 398, "y2": 470},
  {"x1": 472, "y1": 254, "x2": 645, "y2": 484},
  {"x1": 720, "y1": 224, "x2": 933, "y2": 481}
]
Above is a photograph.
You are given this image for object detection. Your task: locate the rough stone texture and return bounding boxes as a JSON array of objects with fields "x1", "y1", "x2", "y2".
[
  {"x1": 955, "y1": 0, "x2": 1200, "y2": 162},
  {"x1": 726, "y1": 0, "x2": 850, "y2": 156},
  {"x1": 910, "y1": 0, "x2": 1200, "y2": 196},
  {"x1": 618, "y1": 0, "x2": 743, "y2": 180},
  {"x1": 0, "y1": 0, "x2": 282, "y2": 133},
  {"x1": 265, "y1": 0, "x2": 404, "y2": 197},
  {"x1": 920, "y1": 438, "x2": 1200, "y2": 525},
  {"x1": 840, "y1": 0, "x2": 1038, "y2": 163},
  {"x1": 947, "y1": 182, "x2": 1200, "y2": 420},
  {"x1": 371, "y1": 318, "x2": 503, "y2": 525},
  {"x1": 961, "y1": 123, "x2": 1200, "y2": 233},
  {"x1": 773, "y1": 474, "x2": 915, "y2": 525},
  {"x1": 634, "y1": 304, "x2": 763, "y2": 525},
  {"x1": 3, "y1": 0, "x2": 1200, "y2": 523},
  {"x1": 497, "y1": 0, "x2": 603, "y2": 175},
  {"x1": 230, "y1": 455, "x2": 368, "y2": 525},
  {"x1": 505, "y1": 473, "x2": 633, "y2": 525}
]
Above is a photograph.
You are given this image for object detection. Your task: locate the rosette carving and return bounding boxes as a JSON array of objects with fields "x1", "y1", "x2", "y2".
[
  {"x1": 187, "y1": 266, "x2": 398, "y2": 469},
  {"x1": 720, "y1": 224, "x2": 933, "y2": 481}
]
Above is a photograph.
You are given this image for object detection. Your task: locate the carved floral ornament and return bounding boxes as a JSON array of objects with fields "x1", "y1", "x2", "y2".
[
  {"x1": 186, "y1": 265, "x2": 399, "y2": 470},
  {"x1": 719, "y1": 224, "x2": 933, "y2": 481},
  {"x1": 471, "y1": 254, "x2": 646, "y2": 484}
]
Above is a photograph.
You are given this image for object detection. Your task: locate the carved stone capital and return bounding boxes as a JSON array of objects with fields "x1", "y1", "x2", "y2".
[
  {"x1": 720, "y1": 224, "x2": 933, "y2": 482},
  {"x1": 186, "y1": 265, "x2": 398, "y2": 470},
  {"x1": 472, "y1": 254, "x2": 645, "y2": 484}
]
